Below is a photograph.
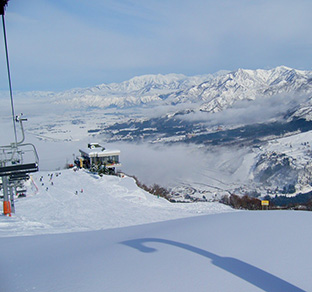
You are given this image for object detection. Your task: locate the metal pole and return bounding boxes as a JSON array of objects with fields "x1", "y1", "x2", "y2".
[
  {"x1": 9, "y1": 184, "x2": 14, "y2": 213},
  {"x1": 2, "y1": 13, "x2": 18, "y2": 147},
  {"x1": 2, "y1": 176, "x2": 8, "y2": 201}
]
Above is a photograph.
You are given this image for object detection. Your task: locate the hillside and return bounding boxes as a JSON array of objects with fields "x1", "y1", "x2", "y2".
[{"x1": 0, "y1": 169, "x2": 231, "y2": 237}]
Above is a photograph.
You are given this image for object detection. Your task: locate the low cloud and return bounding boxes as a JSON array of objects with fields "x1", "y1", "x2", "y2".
[
  {"x1": 179, "y1": 93, "x2": 309, "y2": 127},
  {"x1": 111, "y1": 142, "x2": 252, "y2": 190}
]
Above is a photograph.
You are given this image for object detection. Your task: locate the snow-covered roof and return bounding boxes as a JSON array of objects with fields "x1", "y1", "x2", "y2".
[{"x1": 79, "y1": 143, "x2": 120, "y2": 158}]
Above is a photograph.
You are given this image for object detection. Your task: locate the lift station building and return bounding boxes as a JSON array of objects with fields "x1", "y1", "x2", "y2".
[{"x1": 78, "y1": 143, "x2": 121, "y2": 173}]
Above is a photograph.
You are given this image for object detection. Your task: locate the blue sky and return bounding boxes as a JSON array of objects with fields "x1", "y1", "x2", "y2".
[{"x1": 0, "y1": 0, "x2": 312, "y2": 91}]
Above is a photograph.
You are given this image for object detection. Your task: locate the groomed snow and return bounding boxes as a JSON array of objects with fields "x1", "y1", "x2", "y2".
[
  {"x1": 0, "y1": 169, "x2": 311, "y2": 291},
  {"x1": 1, "y1": 212, "x2": 311, "y2": 291}
]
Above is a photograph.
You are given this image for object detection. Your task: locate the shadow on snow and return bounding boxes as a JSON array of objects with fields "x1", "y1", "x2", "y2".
[{"x1": 121, "y1": 238, "x2": 304, "y2": 292}]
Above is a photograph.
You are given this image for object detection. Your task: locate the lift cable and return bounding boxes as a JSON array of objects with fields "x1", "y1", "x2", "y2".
[{"x1": 1, "y1": 0, "x2": 18, "y2": 148}]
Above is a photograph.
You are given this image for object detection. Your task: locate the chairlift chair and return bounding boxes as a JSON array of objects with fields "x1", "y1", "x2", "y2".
[
  {"x1": 0, "y1": 115, "x2": 39, "y2": 177},
  {"x1": 1, "y1": 1, "x2": 39, "y2": 215},
  {"x1": 0, "y1": 116, "x2": 39, "y2": 216}
]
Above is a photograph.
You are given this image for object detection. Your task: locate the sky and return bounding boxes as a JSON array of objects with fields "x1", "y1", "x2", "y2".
[{"x1": 0, "y1": 0, "x2": 312, "y2": 91}]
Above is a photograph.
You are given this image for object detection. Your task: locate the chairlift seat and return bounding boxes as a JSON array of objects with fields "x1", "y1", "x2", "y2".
[
  {"x1": 9, "y1": 173, "x2": 30, "y2": 182},
  {"x1": 0, "y1": 163, "x2": 38, "y2": 177},
  {"x1": 16, "y1": 189, "x2": 27, "y2": 193}
]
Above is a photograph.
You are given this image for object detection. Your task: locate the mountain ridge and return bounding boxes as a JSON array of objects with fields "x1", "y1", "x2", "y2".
[
  {"x1": 166, "y1": 66, "x2": 312, "y2": 113},
  {"x1": 50, "y1": 66, "x2": 312, "y2": 113}
]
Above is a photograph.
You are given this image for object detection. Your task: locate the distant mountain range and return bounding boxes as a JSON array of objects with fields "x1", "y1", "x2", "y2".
[
  {"x1": 52, "y1": 73, "x2": 213, "y2": 108},
  {"x1": 166, "y1": 66, "x2": 312, "y2": 113},
  {"x1": 51, "y1": 66, "x2": 312, "y2": 118},
  {"x1": 47, "y1": 65, "x2": 310, "y2": 147}
]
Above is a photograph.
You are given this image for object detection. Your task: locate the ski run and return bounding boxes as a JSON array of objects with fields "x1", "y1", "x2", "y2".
[{"x1": 0, "y1": 169, "x2": 311, "y2": 291}]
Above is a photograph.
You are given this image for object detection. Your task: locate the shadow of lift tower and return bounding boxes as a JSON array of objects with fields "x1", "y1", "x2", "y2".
[{"x1": 0, "y1": 1, "x2": 39, "y2": 216}]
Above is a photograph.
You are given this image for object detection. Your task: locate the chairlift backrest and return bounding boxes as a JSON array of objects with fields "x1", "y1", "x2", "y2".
[{"x1": 0, "y1": 162, "x2": 38, "y2": 177}]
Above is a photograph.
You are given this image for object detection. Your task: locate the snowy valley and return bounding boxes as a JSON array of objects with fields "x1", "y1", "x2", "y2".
[{"x1": 2, "y1": 66, "x2": 312, "y2": 203}]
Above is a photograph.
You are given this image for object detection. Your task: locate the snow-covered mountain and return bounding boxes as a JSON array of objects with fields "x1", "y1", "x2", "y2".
[
  {"x1": 52, "y1": 73, "x2": 214, "y2": 108},
  {"x1": 51, "y1": 66, "x2": 312, "y2": 115},
  {"x1": 167, "y1": 66, "x2": 312, "y2": 113}
]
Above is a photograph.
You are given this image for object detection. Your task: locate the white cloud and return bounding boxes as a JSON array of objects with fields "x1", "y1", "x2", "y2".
[{"x1": 180, "y1": 93, "x2": 309, "y2": 127}]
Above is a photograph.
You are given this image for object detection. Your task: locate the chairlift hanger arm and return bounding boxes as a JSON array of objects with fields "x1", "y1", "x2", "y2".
[
  {"x1": 0, "y1": 114, "x2": 28, "y2": 149},
  {"x1": 15, "y1": 114, "x2": 27, "y2": 145}
]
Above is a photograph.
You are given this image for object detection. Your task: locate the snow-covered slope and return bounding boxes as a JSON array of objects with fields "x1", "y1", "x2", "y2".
[
  {"x1": 0, "y1": 169, "x2": 311, "y2": 292},
  {"x1": 251, "y1": 130, "x2": 312, "y2": 195},
  {"x1": 0, "y1": 169, "x2": 231, "y2": 237},
  {"x1": 1, "y1": 208, "x2": 311, "y2": 291}
]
